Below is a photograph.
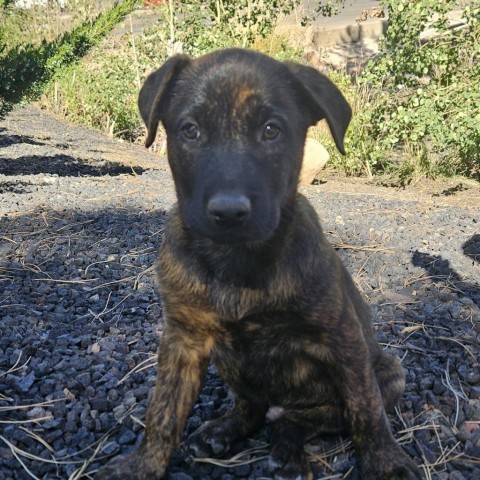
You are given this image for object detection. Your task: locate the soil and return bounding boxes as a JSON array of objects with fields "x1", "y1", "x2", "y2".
[{"x1": 0, "y1": 105, "x2": 479, "y2": 480}]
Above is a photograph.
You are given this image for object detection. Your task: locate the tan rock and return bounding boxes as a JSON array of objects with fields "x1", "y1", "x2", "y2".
[{"x1": 299, "y1": 137, "x2": 330, "y2": 185}]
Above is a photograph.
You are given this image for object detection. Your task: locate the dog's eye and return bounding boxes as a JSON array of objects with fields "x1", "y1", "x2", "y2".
[
  {"x1": 181, "y1": 123, "x2": 200, "y2": 141},
  {"x1": 262, "y1": 123, "x2": 281, "y2": 141}
]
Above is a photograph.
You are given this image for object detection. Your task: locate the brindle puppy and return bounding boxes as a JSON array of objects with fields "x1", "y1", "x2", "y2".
[{"x1": 97, "y1": 48, "x2": 420, "y2": 480}]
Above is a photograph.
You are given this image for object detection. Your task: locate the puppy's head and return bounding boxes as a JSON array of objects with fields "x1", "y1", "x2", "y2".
[{"x1": 139, "y1": 49, "x2": 351, "y2": 244}]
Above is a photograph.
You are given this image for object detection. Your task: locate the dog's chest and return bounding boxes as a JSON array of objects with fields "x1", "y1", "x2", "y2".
[
  {"x1": 212, "y1": 310, "x2": 336, "y2": 405},
  {"x1": 192, "y1": 248, "x2": 299, "y2": 321},
  {"x1": 208, "y1": 280, "x2": 285, "y2": 320}
]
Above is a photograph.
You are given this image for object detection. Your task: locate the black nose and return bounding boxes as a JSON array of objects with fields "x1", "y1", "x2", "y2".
[{"x1": 207, "y1": 193, "x2": 251, "y2": 227}]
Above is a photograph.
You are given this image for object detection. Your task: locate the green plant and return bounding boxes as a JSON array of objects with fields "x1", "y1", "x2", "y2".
[
  {"x1": 145, "y1": 1, "x2": 346, "y2": 57},
  {"x1": 0, "y1": 0, "x2": 14, "y2": 8},
  {"x1": 0, "y1": 1, "x2": 117, "y2": 52},
  {"x1": 343, "y1": 0, "x2": 480, "y2": 181},
  {"x1": 43, "y1": 46, "x2": 142, "y2": 139},
  {"x1": 155, "y1": 0, "x2": 303, "y2": 56},
  {"x1": 308, "y1": 71, "x2": 385, "y2": 177},
  {"x1": 0, "y1": 0, "x2": 138, "y2": 117}
]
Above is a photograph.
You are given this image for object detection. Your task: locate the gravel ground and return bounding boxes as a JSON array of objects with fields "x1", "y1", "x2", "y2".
[{"x1": 0, "y1": 105, "x2": 479, "y2": 480}]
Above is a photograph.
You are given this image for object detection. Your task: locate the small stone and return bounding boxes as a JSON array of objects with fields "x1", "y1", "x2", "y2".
[
  {"x1": 169, "y1": 473, "x2": 194, "y2": 480},
  {"x1": 232, "y1": 463, "x2": 250, "y2": 477},
  {"x1": 115, "y1": 343, "x2": 129, "y2": 355},
  {"x1": 448, "y1": 471, "x2": 466, "y2": 480},
  {"x1": 44, "y1": 429, "x2": 63, "y2": 443},
  {"x1": 118, "y1": 427, "x2": 136, "y2": 445},
  {"x1": 419, "y1": 375, "x2": 434, "y2": 391},
  {"x1": 432, "y1": 377, "x2": 446, "y2": 395},
  {"x1": 102, "y1": 441, "x2": 120, "y2": 455},
  {"x1": 471, "y1": 386, "x2": 480, "y2": 398},
  {"x1": 124, "y1": 397, "x2": 137, "y2": 410},
  {"x1": 113, "y1": 404, "x2": 127, "y2": 422},
  {"x1": 91, "y1": 398, "x2": 110, "y2": 412},
  {"x1": 448, "y1": 303, "x2": 462, "y2": 319},
  {"x1": 26, "y1": 406, "x2": 53, "y2": 421},
  {"x1": 14, "y1": 371, "x2": 36, "y2": 393}
]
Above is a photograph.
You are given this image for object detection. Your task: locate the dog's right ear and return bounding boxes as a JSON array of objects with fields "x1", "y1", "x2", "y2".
[{"x1": 138, "y1": 54, "x2": 192, "y2": 148}]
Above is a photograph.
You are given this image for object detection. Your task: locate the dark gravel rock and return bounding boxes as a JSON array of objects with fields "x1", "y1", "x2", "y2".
[{"x1": 0, "y1": 105, "x2": 479, "y2": 479}]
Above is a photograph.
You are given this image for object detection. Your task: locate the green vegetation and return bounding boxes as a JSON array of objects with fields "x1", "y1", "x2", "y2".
[
  {"x1": 322, "y1": 0, "x2": 480, "y2": 182},
  {"x1": 1, "y1": 0, "x2": 479, "y2": 182},
  {"x1": 0, "y1": 0, "x2": 138, "y2": 117}
]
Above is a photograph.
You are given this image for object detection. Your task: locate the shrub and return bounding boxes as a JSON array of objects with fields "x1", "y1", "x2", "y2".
[{"x1": 341, "y1": 0, "x2": 480, "y2": 181}]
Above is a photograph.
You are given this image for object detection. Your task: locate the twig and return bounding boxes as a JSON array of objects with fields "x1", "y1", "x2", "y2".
[
  {"x1": 0, "y1": 398, "x2": 65, "y2": 413},
  {"x1": 442, "y1": 360, "x2": 468, "y2": 428},
  {"x1": 331, "y1": 241, "x2": 393, "y2": 253},
  {"x1": 118, "y1": 353, "x2": 156, "y2": 384},
  {"x1": 20, "y1": 426, "x2": 55, "y2": 453},
  {"x1": 0, "y1": 351, "x2": 30, "y2": 379},
  {"x1": 129, "y1": 14, "x2": 141, "y2": 91},
  {"x1": 0, "y1": 417, "x2": 53, "y2": 424},
  {"x1": 435, "y1": 336, "x2": 477, "y2": 363},
  {"x1": 192, "y1": 445, "x2": 269, "y2": 467},
  {"x1": 36, "y1": 278, "x2": 97, "y2": 284},
  {"x1": 0, "y1": 435, "x2": 42, "y2": 480},
  {"x1": 88, "y1": 292, "x2": 132, "y2": 322}
]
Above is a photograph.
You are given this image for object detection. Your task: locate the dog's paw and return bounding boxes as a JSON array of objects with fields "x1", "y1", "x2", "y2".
[
  {"x1": 95, "y1": 454, "x2": 138, "y2": 480},
  {"x1": 365, "y1": 463, "x2": 421, "y2": 480},
  {"x1": 385, "y1": 463, "x2": 422, "y2": 480},
  {"x1": 361, "y1": 450, "x2": 421, "y2": 480},
  {"x1": 186, "y1": 419, "x2": 233, "y2": 459},
  {"x1": 268, "y1": 444, "x2": 312, "y2": 480},
  {"x1": 95, "y1": 451, "x2": 165, "y2": 480}
]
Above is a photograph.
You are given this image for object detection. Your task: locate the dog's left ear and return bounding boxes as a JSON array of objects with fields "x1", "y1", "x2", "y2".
[
  {"x1": 285, "y1": 62, "x2": 352, "y2": 155},
  {"x1": 138, "y1": 54, "x2": 192, "y2": 148}
]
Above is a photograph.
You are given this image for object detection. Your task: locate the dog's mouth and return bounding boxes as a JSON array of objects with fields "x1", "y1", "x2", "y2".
[{"x1": 187, "y1": 222, "x2": 274, "y2": 245}]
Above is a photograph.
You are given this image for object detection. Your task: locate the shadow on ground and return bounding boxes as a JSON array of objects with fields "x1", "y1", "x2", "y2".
[
  {"x1": 411, "y1": 250, "x2": 480, "y2": 306},
  {"x1": 0, "y1": 154, "x2": 146, "y2": 177},
  {"x1": 0, "y1": 127, "x2": 47, "y2": 148},
  {"x1": 462, "y1": 234, "x2": 480, "y2": 264}
]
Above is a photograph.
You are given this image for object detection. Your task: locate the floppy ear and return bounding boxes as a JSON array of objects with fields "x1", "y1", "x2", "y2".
[
  {"x1": 285, "y1": 62, "x2": 352, "y2": 154},
  {"x1": 138, "y1": 54, "x2": 192, "y2": 148}
]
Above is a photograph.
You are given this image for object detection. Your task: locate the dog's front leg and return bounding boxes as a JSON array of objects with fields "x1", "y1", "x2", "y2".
[
  {"x1": 96, "y1": 316, "x2": 215, "y2": 480},
  {"x1": 328, "y1": 314, "x2": 421, "y2": 480}
]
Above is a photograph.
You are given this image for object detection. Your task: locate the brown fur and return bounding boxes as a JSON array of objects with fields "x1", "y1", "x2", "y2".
[{"x1": 97, "y1": 49, "x2": 420, "y2": 480}]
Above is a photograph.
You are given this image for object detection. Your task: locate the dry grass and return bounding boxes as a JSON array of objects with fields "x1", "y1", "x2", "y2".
[
  {"x1": 0, "y1": 352, "x2": 30, "y2": 402},
  {"x1": 0, "y1": 352, "x2": 113, "y2": 479},
  {"x1": 118, "y1": 353, "x2": 157, "y2": 385},
  {"x1": 0, "y1": 429, "x2": 114, "y2": 480},
  {"x1": 186, "y1": 409, "x2": 466, "y2": 479},
  {"x1": 0, "y1": 416, "x2": 467, "y2": 480},
  {"x1": 192, "y1": 445, "x2": 270, "y2": 468}
]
